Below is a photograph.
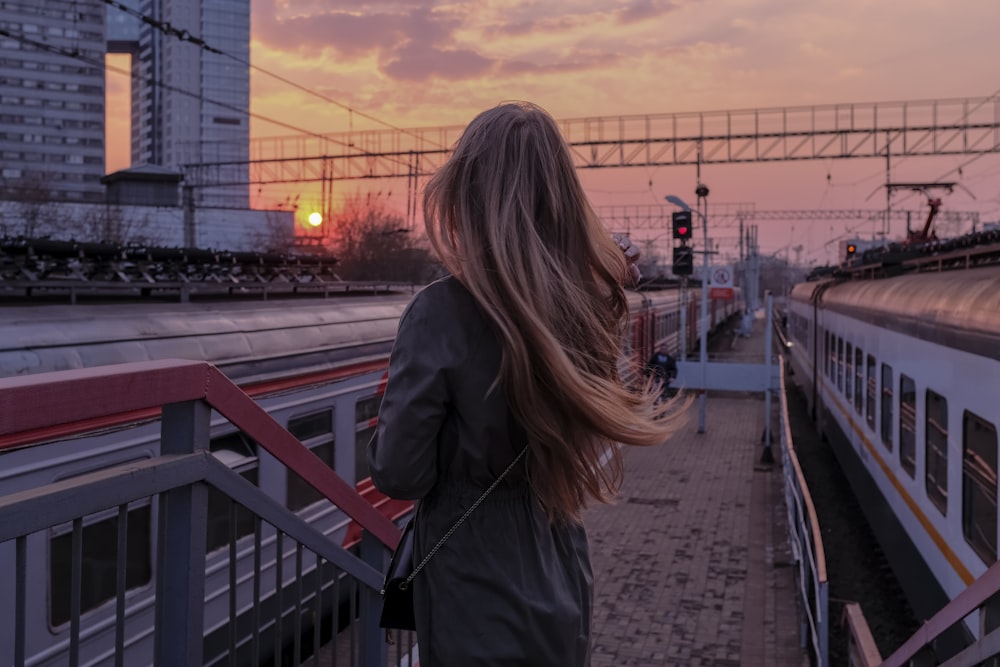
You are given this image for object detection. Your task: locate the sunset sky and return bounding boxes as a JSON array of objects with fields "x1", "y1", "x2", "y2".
[{"x1": 105, "y1": 0, "x2": 1000, "y2": 266}]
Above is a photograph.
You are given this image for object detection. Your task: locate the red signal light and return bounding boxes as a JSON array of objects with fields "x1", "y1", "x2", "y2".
[
  {"x1": 671, "y1": 211, "x2": 693, "y2": 240},
  {"x1": 846, "y1": 243, "x2": 857, "y2": 255}
]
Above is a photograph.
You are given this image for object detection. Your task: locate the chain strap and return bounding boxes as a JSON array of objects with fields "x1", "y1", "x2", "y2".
[{"x1": 400, "y1": 446, "x2": 528, "y2": 589}]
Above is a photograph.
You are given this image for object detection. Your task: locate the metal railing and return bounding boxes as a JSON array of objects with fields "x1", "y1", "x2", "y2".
[
  {"x1": 0, "y1": 359, "x2": 410, "y2": 667},
  {"x1": 776, "y1": 339, "x2": 830, "y2": 666},
  {"x1": 864, "y1": 560, "x2": 1000, "y2": 667}
]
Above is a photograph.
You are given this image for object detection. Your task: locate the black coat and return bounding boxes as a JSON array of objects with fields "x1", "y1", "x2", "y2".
[
  {"x1": 368, "y1": 277, "x2": 593, "y2": 666},
  {"x1": 646, "y1": 352, "x2": 677, "y2": 381}
]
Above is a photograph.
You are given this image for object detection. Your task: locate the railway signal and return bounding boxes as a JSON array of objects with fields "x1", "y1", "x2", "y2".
[
  {"x1": 672, "y1": 211, "x2": 693, "y2": 240},
  {"x1": 672, "y1": 245, "x2": 694, "y2": 275}
]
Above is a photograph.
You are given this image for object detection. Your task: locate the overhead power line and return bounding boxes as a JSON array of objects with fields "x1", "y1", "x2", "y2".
[
  {"x1": 100, "y1": 0, "x2": 446, "y2": 149},
  {"x1": 0, "y1": 25, "x2": 413, "y2": 169}
]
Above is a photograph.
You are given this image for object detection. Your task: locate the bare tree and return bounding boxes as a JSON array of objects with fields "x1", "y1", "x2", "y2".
[
  {"x1": 329, "y1": 194, "x2": 438, "y2": 282},
  {"x1": 247, "y1": 208, "x2": 296, "y2": 254},
  {"x1": 0, "y1": 172, "x2": 63, "y2": 238},
  {"x1": 68, "y1": 205, "x2": 163, "y2": 245}
]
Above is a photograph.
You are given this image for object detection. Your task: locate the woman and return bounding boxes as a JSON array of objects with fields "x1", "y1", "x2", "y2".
[{"x1": 368, "y1": 102, "x2": 681, "y2": 665}]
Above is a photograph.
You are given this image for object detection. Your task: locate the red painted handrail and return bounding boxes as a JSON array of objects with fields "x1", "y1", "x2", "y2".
[{"x1": 0, "y1": 359, "x2": 402, "y2": 548}]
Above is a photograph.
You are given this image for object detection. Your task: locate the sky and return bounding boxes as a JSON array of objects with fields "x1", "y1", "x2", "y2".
[{"x1": 104, "y1": 0, "x2": 1000, "y2": 267}]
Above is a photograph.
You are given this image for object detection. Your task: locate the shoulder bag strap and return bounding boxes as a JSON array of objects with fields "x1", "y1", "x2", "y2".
[{"x1": 403, "y1": 445, "x2": 528, "y2": 585}]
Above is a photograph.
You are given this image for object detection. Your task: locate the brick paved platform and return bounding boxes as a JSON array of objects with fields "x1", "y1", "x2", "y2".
[{"x1": 583, "y1": 317, "x2": 809, "y2": 666}]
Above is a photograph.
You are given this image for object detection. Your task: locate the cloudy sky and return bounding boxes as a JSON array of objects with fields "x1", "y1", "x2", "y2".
[{"x1": 107, "y1": 0, "x2": 1000, "y2": 265}]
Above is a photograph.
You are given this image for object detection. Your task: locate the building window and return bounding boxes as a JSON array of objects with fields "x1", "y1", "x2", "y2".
[
  {"x1": 899, "y1": 374, "x2": 917, "y2": 478},
  {"x1": 963, "y1": 411, "x2": 997, "y2": 564}
]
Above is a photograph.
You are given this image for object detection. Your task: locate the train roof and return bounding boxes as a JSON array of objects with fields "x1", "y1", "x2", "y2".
[
  {"x1": 0, "y1": 283, "x2": 691, "y2": 384},
  {"x1": 801, "y1": 265, "x2": 1000, "y2": 362},
  {"x1": 0, "y1": 293, "x2": 413, "y2": 384},
  {"x1": 789, "y1": 280, "x2": 828, "y2": 303}
]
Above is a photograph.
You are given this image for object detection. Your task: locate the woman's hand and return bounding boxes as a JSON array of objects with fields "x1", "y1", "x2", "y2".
[{"x1": 612, "y1": 233, "x2": 641, "y2": 286}]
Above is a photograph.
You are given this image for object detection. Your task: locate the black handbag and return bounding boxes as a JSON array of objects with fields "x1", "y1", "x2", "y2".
[
  {"x1": 378, "y1": 446, "x2": 527, "y2": 632},
  {"x1": 379, "y1": 517, "x2": 417, "y2": 630}
]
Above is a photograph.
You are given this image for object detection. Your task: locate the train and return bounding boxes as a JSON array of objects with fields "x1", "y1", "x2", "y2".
[
  {"x1": 0, "y1": 280, "x2": 740, "y2": 666},
  {"x1": 784, "y1": 240, "x2": 1000, "y2": 653}
]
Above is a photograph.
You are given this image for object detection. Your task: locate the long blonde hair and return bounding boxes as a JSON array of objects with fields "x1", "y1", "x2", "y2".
[{"x1": 423, "y1": 102, "x2": 679, "y2": 522}]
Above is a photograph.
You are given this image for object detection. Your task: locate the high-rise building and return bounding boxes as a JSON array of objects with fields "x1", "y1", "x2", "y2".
[
  {"x1": 0, "y1": 0, "x2": 250, "y2": 208},
  {"x1": 0, "y1": 1, "x2": 107, "y2": 202},
  {"x1": 113, "y1": 0, "x2": 250, "y2": 207}
]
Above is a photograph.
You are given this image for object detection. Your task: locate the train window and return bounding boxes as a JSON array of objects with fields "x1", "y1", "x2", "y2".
[
  {"x1": 845, "y1": 343, "x2": 853, "y2": 400},
  {"x1": 899, "y1": 374, "x2": 917, "y2": 478},
  {"x1": 50, "y1": 503, "x2": 152, "y2": 628},
  {"x1": 355, "y1": 395, "x2": 383, "y2": 482},
  {"x1": 206, "y1": 431, "x2": 259, "y2": 553},
  {"x1": 206, "y1": 468, "x2": 259, "y2": 553},
  {"x1": 286, "y1": 409, "x2": 336, "y2": 512},
  {"x1": 836, "y1": 337, "x2": 844, "y2": 391},
  {"x1": 356, "y1": 424, "x2": 376, "y2": 483},
  {"x1": 829, "y1": 332, "x2": 836, "y2": 382},
  {"x1": 880, "y1": 364, "x2": 893, "y2": 450},
  {"x1": 824, "y1": 330, "x2": 831, "y2": 379},
  {"x1": 210, "y1": 431, "x2": 256, "y2": 466},
  {"x1": 865, "y1": 355, "x2": 876, "y2": 430},
  {"x1": 853, "y1": 347, "x2": 863, "y2": 415},
  {"x1": 289, "y1": 410, "x2": 334, "y2": 442},
  {"x1": 925, "y1": 390, "x2": 948, "y2": 516},
  {"x1": 962, "y1": 411, "x2": 997, "y2": 565},
  {"x1": 355, "y1": 395, "x2": 382, "y2": 424}
]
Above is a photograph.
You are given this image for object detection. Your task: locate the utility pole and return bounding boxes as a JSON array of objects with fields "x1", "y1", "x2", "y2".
[{"x1": 696, "y1": 182, "x2": 710, "y2": 434}]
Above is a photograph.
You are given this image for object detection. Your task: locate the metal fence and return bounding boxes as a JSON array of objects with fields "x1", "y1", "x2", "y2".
[
  {"x1": 776, "y1": 340, "x2": 830, "y2": 666},
  {"x1": 0, "y1": 359, "x2": 412, "y2": 667}
]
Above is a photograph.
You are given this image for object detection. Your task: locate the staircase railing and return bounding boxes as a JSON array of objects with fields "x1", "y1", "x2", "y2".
[{"x1": 0, "y1": 359, "x2": 407, "y2": 667}]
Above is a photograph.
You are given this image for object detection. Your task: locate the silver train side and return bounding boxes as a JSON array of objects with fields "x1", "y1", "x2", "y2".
[
  {"x1": 0, "y1": 285, "x2": 739, "y2": 666},
  {"x1": 785, "y1": 265, "x2": 1000, "y2": 645}
]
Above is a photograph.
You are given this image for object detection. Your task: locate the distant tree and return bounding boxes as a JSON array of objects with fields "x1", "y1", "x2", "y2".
[
  {"x1": 329, "y1": 194, "x2": 438, "y2": 283},
  {"x1": 248, "y1": 209, "x2": 296, "y2": 254},
  {"x1": 0, "y1": 172, "x2": 63, "y2": 238},
  {"x1": 69, "y1": 205, "x2": 163, "y2": 246}
]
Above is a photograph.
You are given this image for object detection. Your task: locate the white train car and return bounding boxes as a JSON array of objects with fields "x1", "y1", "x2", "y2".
[
  {"x1": 0, "y1": 282, "x2": 736, "y2": 666},
  {"x1": 785, "y1": 261, "x2": 1000, "y2": 652},
  {"x1": 0, "y1": 293, "x2": 412, "y2": 667}
]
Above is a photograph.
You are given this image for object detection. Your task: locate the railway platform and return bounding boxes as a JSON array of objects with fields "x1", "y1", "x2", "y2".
[
  {"x1": 304, "y1": 313, "x2": 812, "y2": 667},
  {"x1": 0, "y1": 299, "x2": 818, "y2": 667},
  {"x1": 584, "y1": 315, "x2": 809, "y2": 667}
]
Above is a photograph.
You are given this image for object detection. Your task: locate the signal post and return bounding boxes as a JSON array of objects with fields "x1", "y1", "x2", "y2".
[{"x1": 671, "y1": 209, "x2": 694, "y2": 361}]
